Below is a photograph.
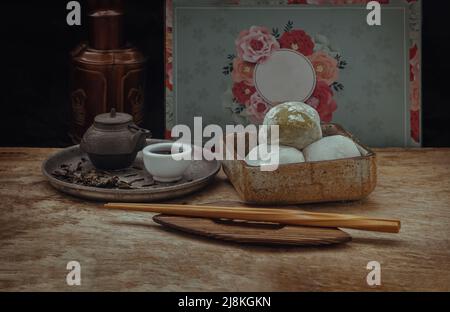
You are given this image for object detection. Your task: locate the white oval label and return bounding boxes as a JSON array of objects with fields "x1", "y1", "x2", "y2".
[{"x1": 254, "y1": 49, "x2": 316, "y2": 105}]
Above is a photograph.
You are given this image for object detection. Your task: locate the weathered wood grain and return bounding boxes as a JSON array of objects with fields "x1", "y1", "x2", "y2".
[
  {"x1": 152, "y1": 215, "x2": 352, "y2": 247},
  {"x1": 0, "y1": 148, "x2": 449, "y2": 291}
]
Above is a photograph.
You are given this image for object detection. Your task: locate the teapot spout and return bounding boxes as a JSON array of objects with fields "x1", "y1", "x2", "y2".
[{"x1": 129, "y1": 125, "x2": 151, "y2": 151}]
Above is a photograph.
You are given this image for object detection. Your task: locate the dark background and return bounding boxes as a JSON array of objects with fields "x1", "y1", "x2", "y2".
[
  {"x1": 0, "y1": 0, "x2": 448, "y2": 147},
  {"x1": 0, "y1": 0, "x2": 165, "y2": 147}
]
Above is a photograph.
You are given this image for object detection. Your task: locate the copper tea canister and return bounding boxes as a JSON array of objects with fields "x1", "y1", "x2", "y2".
[{"x1": 69, "y1": 0, "x2": 147, "y2": 143}]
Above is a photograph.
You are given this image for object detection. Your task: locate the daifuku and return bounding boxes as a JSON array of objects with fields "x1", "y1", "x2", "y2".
[
  {"x1": 263, "y1": 102, "x2": 322, "y2": 150},
  {"x1": 245, "y1": 144, "x2": 305, "y2": 167},
  {"x1": 303, "y1": 135, "x2": 361, "y2": 162}
]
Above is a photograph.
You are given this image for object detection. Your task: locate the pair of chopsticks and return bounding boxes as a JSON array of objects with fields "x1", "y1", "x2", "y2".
[{"x1": 104, "y1": 203, "x2": 401, "y2": 234}]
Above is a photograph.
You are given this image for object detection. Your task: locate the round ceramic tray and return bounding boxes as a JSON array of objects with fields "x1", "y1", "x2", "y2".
[{"x1": 42, "y1": 139, "x2": 221, "y2": 202}]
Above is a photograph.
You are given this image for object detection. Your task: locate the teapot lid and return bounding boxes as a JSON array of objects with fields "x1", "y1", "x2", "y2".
[{"x1": 95, "y1": 108, "x2": 132, "y2": 125}]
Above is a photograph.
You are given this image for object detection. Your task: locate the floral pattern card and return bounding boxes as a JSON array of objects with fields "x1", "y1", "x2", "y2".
[{"x1": 165, "y1": 0, "x2": 421, "y2": 147}]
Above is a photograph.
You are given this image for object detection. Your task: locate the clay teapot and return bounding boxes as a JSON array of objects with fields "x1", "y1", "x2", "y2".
[{"x1": 80, "y1": 109, "x2": 151, "y2": 170}]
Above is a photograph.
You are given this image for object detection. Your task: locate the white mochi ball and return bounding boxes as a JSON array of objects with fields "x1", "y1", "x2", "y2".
[
  {"x1": 303, "y1": 135, "x2": 361, "y2": 162},
  {"x1": 245, "y1": 144, "x2": 305, "y2": 167},
  {"x1": 263, "y1": 102, "x2": 323, "y2": 150}
]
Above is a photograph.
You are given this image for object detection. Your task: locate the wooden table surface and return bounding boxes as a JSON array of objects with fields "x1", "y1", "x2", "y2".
[{"x1": 0, "y1": 148, "x2": 449, "y2": 292}]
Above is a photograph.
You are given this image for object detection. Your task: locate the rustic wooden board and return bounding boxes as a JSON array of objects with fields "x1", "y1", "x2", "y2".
[
  {"x1": 153, "y1": 215, "x2": 351, "y2": 247},
  {"x1": 1, "y1": 148, "x2": 450, "y2": 291}
]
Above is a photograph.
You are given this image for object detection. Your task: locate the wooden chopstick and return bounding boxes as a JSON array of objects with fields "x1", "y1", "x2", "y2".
[
  {"x1": 104, "y1": 203, "x2": 401, "y2": 234},
  {"x1": 105, "y1": 204, "x2": 304, "y2": 215}
]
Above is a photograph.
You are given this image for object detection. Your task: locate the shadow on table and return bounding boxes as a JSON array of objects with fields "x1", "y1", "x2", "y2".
[{"x1": 110, "y1": 220, "x2": 358, "y2": 253}]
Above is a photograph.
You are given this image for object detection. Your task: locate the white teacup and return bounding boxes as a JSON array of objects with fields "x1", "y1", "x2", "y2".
[{"x1": 142, "y1": 143, "x2": 192, "y2": 183}]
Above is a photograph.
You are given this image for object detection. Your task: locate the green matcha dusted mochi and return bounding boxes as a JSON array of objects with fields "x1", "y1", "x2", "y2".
[{"x1": 263, "y1": 102, "x2": 322, "y2": 150}]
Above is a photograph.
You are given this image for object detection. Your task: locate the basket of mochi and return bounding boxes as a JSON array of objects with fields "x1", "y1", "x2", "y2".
[{"x1": 222, "y1": 102, "x2": 377, "y2": 205}]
